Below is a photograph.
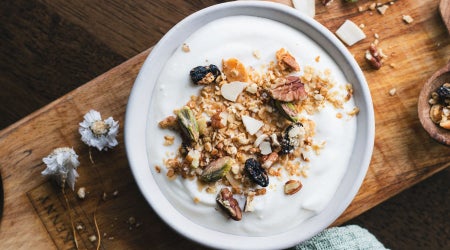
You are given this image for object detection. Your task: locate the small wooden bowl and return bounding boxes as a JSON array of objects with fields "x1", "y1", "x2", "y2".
[{"x1": 418, "y1": 61, "x2": 450, "y2": 146}]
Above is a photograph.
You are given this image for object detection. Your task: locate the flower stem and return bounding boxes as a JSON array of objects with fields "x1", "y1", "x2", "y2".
[{"x1": 62, "y1": 187, "x2": 79, "y2": 249}]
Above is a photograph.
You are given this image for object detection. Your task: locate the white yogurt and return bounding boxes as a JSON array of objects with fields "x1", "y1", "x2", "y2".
[{"x1": 146, "y1": 16, "x2": 357, "y2": 236}]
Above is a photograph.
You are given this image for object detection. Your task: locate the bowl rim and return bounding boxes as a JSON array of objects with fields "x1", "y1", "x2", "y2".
[{"x1": 125, "y1": 1, "x2": 375, "y2": 249}]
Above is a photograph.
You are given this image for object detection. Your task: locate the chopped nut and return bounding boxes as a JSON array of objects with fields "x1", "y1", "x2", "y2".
[
  {"x1": 181, "y1": 43, "x2": 190, "y2": 52},
  {"x1": 216, "y1": 188, "x2": 242, "y2": 221},
  {"x1": 246, "y1": 83, "x2": 258, "y2": 94},
  {"x1": 377, "y1": 5, "x2": 389, "y2": 15},
  {"x1": 158, "y1": 116, "x2": 177, "y2": 129},
  {"x1": 276, "y1": 48, "x2": 300, "y2": 72},
  {"x1": 389, "y1": 88, "x2": 397, "y2": 96},
  {"x1": 77, "y1": 187, "x2": 86, "y2": 199},
  {"x1": 430, "y1": 104, "x2": 443, "y2": 124},
  {"x1": 211, "y1": 111, "x2": 227, "y2": 129},
  {"x1": 163, "y1": 135, "x2": 175, "y2": 146},
  {"x1": 402, "y1": 15, "x2": 414, "y2": 24},
  {"x1": 261, "y1": 152, "x2": 279, "y2": 169},
  {"x1": 440, "y1": 120, "x2": 450, "y2": 129},
  {"x1": 284, "y1": 180, "x2": 303, "y2": 195},
  {"x1": 271, "y1": 76, "x2": 307, "y2": 102},
  {"x1": 365, "y1": 43, "x2": 383, "y2": 70},
  {"x1": 347, "y1": 107, "x2": 360, "y2": 116}
]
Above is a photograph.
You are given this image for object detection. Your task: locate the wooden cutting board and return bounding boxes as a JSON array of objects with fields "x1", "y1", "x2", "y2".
[{"x1": 0, "y1": 1, "x2": 449, "y2": 249}]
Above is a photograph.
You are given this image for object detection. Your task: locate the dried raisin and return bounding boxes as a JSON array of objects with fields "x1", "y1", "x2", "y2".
[{"x1": 244, "y1": 158, "x2": 269, "y2": 187}]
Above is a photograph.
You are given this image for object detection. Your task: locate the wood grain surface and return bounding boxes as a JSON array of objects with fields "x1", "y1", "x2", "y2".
[{"x1": 0, "y1": 0, "x2": 449, "y2": 249}]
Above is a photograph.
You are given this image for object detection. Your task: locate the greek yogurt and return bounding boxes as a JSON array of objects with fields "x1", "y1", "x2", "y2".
[{"x1": 146, "y1": 16, "x2": 357, "y2": 236}]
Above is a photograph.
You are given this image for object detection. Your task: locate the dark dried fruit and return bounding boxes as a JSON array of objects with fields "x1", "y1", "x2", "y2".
[
  {"x1": 436, "y1": 84, "x2": 450, "y2": 101},
  {"x1": 280, "y1": 122, "x2": 304, "y2": 155},
  {"x1": 190, "y1": 64, "x2": 221, "y2": 85},
  {"x1": 270, "y1": 76, "x2": 307, "y2": 102},
  {"x1": 244, "y1": 158, "x2": 269, "y2": 187},
  {"x1": 216, "y1": 188, "x2": 242, "y2": 221}
]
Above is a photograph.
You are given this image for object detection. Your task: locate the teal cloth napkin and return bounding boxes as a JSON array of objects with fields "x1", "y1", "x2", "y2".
[{"x1": 293, "y1": 225, "x2": 388, "y2": 250}]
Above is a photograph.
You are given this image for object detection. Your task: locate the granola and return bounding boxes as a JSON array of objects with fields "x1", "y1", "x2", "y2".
[{"x1": 158, "y1": 48, "x2": 357, "y2": 220}]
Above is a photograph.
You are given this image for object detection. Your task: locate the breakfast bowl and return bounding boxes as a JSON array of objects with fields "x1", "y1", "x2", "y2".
[{"x1": 125, "y1": 1, "x2": 375, "y2": 249}]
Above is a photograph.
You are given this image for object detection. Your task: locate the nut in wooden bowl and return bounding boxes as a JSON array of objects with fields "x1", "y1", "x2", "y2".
[{"x1": 418, "y1": 61, "x2": 450, "y2": 146}]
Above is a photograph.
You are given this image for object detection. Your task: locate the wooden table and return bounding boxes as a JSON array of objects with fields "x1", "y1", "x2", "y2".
[{"x1": 0, "y1": 0, "x2": 449, "y2": 249}]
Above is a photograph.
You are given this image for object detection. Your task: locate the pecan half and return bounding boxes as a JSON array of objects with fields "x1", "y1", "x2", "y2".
[
  {"x1": 270, "y1": 76, "x2": 307, "y2": 102},
  {"x1": 276, "y1": 48, "x2": 300, "y2": 72},
  {"x1": 216, "y1": 188, "x2": 242, "y2": 221},
  {"x1": 365, "y1": 44, "x2": 382, "y2": 70},
  {"x1": 261, "y1": 152, "x2": 279, "y2": 169}
]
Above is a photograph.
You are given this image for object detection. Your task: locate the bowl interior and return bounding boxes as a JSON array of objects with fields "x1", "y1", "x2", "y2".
[{"x1": 125, "y1": 2, "x2": 375, "y2": 249}]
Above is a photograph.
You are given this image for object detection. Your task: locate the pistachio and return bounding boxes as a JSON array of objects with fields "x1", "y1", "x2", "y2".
[
  {"x1": 200, "y1": 156, "x2": 233, "y2": 182},
  {"x1": 270, "y1": 76, "x2": 307, "y2": 102},
  {"x1": 274, "y1": 101, "x2": 299, "y2": 122},
  {"x1": 176, "y1": 106, "x2": 199, "y2": 142},
  {"x1": 216, "y1": 188, "x2": 242, "y2": 221},
  {"x1": 284, "y1": 180, "x2": 303, "y2": 195}
]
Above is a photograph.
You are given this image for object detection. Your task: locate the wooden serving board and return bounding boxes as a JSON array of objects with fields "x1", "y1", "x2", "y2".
[{"x1": 0, "y1": 1, "x2": 449, "y2": 249}]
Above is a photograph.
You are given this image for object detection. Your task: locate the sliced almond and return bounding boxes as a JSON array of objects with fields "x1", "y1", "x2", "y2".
[{"x1": 284, "y1": 180, "x2": 303, "y2": 195}]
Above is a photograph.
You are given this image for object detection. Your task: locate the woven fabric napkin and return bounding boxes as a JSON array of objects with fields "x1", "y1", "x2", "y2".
[{"x1": 293, "y1": 225, "x2": 388, "y2": 250}]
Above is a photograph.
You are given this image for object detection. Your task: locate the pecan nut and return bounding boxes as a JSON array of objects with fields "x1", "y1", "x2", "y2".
[
  {"x1": 365, "y1": 44, "x2": 383, "y2": 70},
  {"x1": 216, "y1": 188, "x2": 242, "y2": 221},
  {"x1": 276, "y1": 48, "x2": 300, "y2": 72},
  {"x1": 270, "y1": 76, "x2": 307, "y2": 102}
]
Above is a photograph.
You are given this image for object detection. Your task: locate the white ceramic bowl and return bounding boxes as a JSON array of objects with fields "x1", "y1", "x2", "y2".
[{"x1": 125, "y1": 1, "x2": 375, "y2": 249}]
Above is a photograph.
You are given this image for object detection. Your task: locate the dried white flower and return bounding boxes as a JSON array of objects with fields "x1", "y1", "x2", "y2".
[
  {"x1": 42, "y1": 147, "x2": 80, "y2": 190},
  {"x1": 79, "y1": 110, "x2": 119, "y2": 151}
]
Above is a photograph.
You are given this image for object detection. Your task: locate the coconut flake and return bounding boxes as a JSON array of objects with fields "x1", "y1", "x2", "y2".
[
  {"x1": 242, "y1": 115, "x2": 263, "y2": 135},
  {"x1": 335, "y1": 20, "x2": 366, "y2": 46},
  {"x1": 259, "y1": 141, "x2": 272, "y2": 155},
  {"x1": 292, "y1": 0, "x2": 315, "y2": 18},
  {"x1": 221, "y1": 81, "x2": 247, "y2": 102}
]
